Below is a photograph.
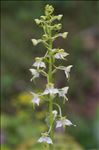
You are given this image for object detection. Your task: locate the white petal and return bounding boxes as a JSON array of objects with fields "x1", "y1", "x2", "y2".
[
  {"x1": 62, "y1": 87, "x2": 69, "y2": 94},
  {"x1": 43, "y1": 87, "x2": 58, "y2": 96},
  {"x1": 32, "y1": 97, "x2": 40, "y2": 106},
  {"x1": 45, "y1": 137, "x2": 53, "y2": 144},
  {"x1": 58, "y1": 91, "x2": 64, "y2": 97},
  {"x1": 29, "y1": 68, "x2": 36, "y2": 74},
  {"x1": 53, "y1": 88, "x2": 59, "y2": 94},
  {"x1": 55, "y1": 53, "x2": 62, "y2": 59},
  {"x1": 43, "y1": 89, "x2": 49, "y2": 95},
  {"x1": 64, "y1": 66, "x2": 72, "y2": 78},
  {"x1": 29, "y1": 69, "x2": 39, "y2": 78},
  {"x1": 40, "y1": 62, "x2": 46, "y2": 68},
  {"x1": 66, "y1": 65, "x2": 73, "y2": 71},
  {"x1": 55, "y1": 52, "x2": 68, "y2": 60},
  {"x1": 58, "y1": 87, "x2": 68, "y2": 98},
  {"x1": 49, "y1": 88, "x2": 53, "y2": 95},
  {"x1": 65, "y1": 70, "x2": 69, "y2": 78},
  {"x1": 33, "y1": 61, "x2": 46, "y2": 69},
  {"x1": 38, "y1": 137, "x2": 44, "y2": 143},
  {"x1": 33, "y1": 62, "x2": 39, "y2": 67},
  {"x1": 48, "y1": 88, "x2": 58, "y2": 95},
  {"x1": 64, "y1": 119, "x2": 73, "y2": 126},
  {"x1": 38, "y1": 137, "x2": 53, "y2": 144},
  {"x1": 56, "y1": 121, "x2": 63, "y2": 128}
]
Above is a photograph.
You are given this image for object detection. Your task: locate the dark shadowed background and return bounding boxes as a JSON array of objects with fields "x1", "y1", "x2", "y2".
[{"x1": 1, "y1": 1, "x2": 99, "y2": 150}]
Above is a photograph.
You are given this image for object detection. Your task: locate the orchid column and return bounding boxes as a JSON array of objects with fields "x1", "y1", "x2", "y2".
[{"x1": 29, "y1": 4, "x2": 75, "y2": 150}]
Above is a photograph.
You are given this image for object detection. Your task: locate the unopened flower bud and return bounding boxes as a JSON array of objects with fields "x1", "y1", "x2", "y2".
[
  {"x1": 53, "y1": 24, "x2": 62, "y2": 31},
  {"x1": 62, "y1": 32, "x2": 68, "y2": 38},
  {"x1": 42, "y1": 34, "x2": 48, "y2": 41},
  {"x1": 31, "y1": 39, "x2": 38, "y2": 46},
  {"x1": 45, "y1": 4, "x2": 54, "y2": 15},
  {"x1": 31, "y1": 39, "x2": 41, "y2": 46},
  {"x1": 57, "y1": 14, "x2": 63, "y2": 20},
  {"x1": 35, "y1": 19, "x2": 41, "y2": 25},
  {"x1": 40, "y1": 15, "x2": 46, "y2": 20}
]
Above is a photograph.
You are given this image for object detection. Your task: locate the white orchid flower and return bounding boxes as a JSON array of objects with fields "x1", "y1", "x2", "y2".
[
  {"x1": 29, "y1": 68, "x2": 39, "y2": 81},
  {"x1": 54, "y1": 49, "x2": 69, "y2": 60},
  {"x1": 31, "y1": 92, "x2": 40, "y2": 106},
  {"x1": 58, "y1": 87, "x2": 69, "y2": 101},
  {"x1": 56, "y1": 117, "x2": 76, "y2": 128},
  {"x1": 64, "y1": 65, "x2": 72, "y2": 78},
  {"x1": 38, "y1": 133, "x2": 53, "y2": 144},
  {"x1": 33, "y1": 57, "x2": 46, "y2": 69},
  {"x1": 43, "y1": 83, "x2": 58, "y2": 96},
  {"x1": 56, "y1": 65, "x2": 73, "y2": 79}
]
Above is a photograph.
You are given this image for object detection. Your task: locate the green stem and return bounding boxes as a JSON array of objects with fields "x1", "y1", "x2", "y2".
[
  {"x1": 48, "y1": 29, "x2": 54, "y2": 150},
  {"x1": 53, "y1": 103, "x2": 62, "y2": 117}
]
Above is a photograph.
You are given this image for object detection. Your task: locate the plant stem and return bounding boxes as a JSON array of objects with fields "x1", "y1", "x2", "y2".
[{"x1": 48, "y1": 29, "x2": 54, "y2": 150}]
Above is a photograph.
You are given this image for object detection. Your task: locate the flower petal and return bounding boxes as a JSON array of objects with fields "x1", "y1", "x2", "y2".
[
  {"x1": 32, "y1": 96, "x2": 40, "y2": 106},
  {"x1": 64, "y1": 65, "x2": 73, "y2": 78},
  {"x1": 56, "y1": 121, "x2": 63, "y2": 128},
  {"x1": 38, "y1": 137, "x2": 44, "y2": 143},
  {"x1": 38, "y1": 136, "x2": 53, "y2": 144},
  {"x1": 64, "y1": 119, "x2": 73, "y2": 126},
  {"x1": 45, "y1": 137, "x2": 53, "y2": 144}
]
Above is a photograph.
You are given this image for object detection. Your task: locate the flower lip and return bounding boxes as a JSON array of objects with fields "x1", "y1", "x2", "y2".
[
  {"x1": 54, "y1": 49, "x2": 69, "y2": 60},
  {"x1": 56, "y1": 65, "x2": 73, "y2": 79},
  {"x1": 29, "y1": 68, "x2": 39, "y2": 81},
  {"x1": 38, "y1": 132, "x2": 53, "y2": 144},
  {"x1": 31, "y1": 92, "x2": 40, "y2": 106},
  {"x1": 33, "y1": 57, "x2": 46, "y2": 69},
  {"x1": 56, "y1": 117, "x2": 76, "y2": 128}
]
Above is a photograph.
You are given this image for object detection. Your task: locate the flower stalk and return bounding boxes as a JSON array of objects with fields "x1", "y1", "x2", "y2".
[{"x1": 29, "y1": 4, "x2": 75, "y2": 150}]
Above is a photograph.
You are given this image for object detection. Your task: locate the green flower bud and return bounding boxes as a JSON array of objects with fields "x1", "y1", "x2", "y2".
[
  {"x1": 53, "y1": 24, "x2": 62, "y2": 31},
  {"x1": 40, "y1": 15, "x2": 46, "y2": 20},
  {"x1": 57, "y1": 14, "x2": 63, "y2": 20},
  {"x1": 62, "y1": 32, "x2": 68, "y2": 38},
  {"x1": 35, "y1": 19, "x2": 41, "y2": 25},
  {"x1": 31, "y1": 39, "x2": 38, "y2": 46},
  {"x1": 42, "y1": 34, "x2": 48, "y2": 41},
  {"x1": 45, "y1": 4, "x2": 54, "y2": 16},
  {"x1": 31, "y1": 39, "x2": 42, "y2": 46}
]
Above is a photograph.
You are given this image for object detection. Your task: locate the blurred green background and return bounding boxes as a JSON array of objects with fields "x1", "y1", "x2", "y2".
[{"x1": 1, "y1": 1, "x2": 99, "y2": 150}]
